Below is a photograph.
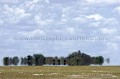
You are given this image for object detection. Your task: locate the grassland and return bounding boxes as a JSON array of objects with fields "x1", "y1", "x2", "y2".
[{"x1": 0, "y1": 66, "x2": 120, "y2": 79}]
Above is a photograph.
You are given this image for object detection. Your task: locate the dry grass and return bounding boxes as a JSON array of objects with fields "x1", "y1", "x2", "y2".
[{"x1": 0, "y1": 66, "x2": 120, "y2": 79}]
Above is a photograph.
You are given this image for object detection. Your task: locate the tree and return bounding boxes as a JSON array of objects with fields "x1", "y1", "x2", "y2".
[
  {"x1": 67, "y1": 51, "x2": 83, "y2": 66},
  {"x1": 59, "y1": 56, "x2": 66, "y2": 65},
  {"x1": 13, "y1": 56, "x2": 19, "y2": 66},
  {"x1": 20, "y1": 57, "x2": 24, "y2": 65},
  {"x1": 98, "y1": 56, "x2": 104, "y2": 65},
  {"x1": 90, "y1": 57, "x2": 96, "y2": 64},
  {"x1": 33, "y1": 54, "x2": 45, "y2": 66},
  {"x1": 2, "y1": 50, "x2": 105, "y2": 66},
  {"x1": 106, "y1": 58, "x2": 110, "y2": 64},
  {"x1": 27, "y1": 55, "x2": 33, "y2": 66},
  {"x1": 23, "y1": 57, "x2": 27, "y2": 65},
  {"x1": 3, "y1": 57, "x2": 9, "y2": 66},
  {"x1": 45, "y1": 57, "x2": 53, "y2": 65},
  {"x1": 9, "y1": 57, "x2": 13, "y2": 65},
  {"x1": 96, "y1": 56, "x2": 104, "y2": 65},
  {"x1": 81, "y1": 53, "x2": 91, "y2": 65}
]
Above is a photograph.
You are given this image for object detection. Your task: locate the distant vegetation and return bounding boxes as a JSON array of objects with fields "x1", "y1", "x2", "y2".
[{"x1": 3, "y1": 50, "x2": 104, "y2": 66}]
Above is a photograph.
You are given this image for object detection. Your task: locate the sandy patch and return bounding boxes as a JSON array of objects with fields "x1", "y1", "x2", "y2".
[
  {"x1": 71, "y1": 75, "x2": 80, "y2": 77},
  {"x1": 92, "y1": 70, "x2": 104, "y2": 72},
  {"x1": 0, "y1": 70, "x2": 4, "y2": 71},
  {"x1": 92, "y1": 78, "x2": 102, "y2": 79},
  {"x1": 112, "y1": 75, "x2": 117, "y2": 78},
  {"x1": 50, "y1": 73, "x2": 59, "y2": 75},
  {"x1": 48, "y1": 73, "x2": 60, "y2": 75},
  {"x1": 101, "y1": 74, "x2": 117, "y2": 78},
  {"x1": 33, "y1": 74, "x2": 44, "y2": 76},
  {"x1": 68, "y1": 74, "x2": 82, "y2": 78}
]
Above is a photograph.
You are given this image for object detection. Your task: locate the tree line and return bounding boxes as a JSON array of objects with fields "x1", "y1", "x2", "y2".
[{"x1": 3, "y1": 50, "x2": 104, "y2": 66}]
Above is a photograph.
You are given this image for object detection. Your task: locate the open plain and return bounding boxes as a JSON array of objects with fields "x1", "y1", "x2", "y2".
[{"x1": 0, "y1": 66, "x2": 120, "y2": 79}]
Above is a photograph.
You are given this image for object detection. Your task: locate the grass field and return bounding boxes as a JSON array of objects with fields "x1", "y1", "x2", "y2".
[{"x1": 0, "y1": 66, "x2": 120, "y2": 79}]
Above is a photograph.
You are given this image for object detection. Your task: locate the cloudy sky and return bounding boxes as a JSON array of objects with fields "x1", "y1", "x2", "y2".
[{"x1": 0, "y1": 0, "x2": 120, "y2": 66}]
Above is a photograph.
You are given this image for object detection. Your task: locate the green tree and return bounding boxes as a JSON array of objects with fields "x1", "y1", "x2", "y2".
[
  {"x1": 27, "y1": 55, "x2": 33, "y2": 66},
  {"x1": 13, "y1": 56, "x2": 19, "y2": 66},
  {"x1": 67, "y1": 51, "x2": 83, "y2": 66},
  {"x1": 45, "y1": 57, "x2": 53, "y2": 65},
  {"x1": 98, "y1": 56, "x2": 104, "y2": 65},
  {"x1": 33, "y1": 54, "x2": 45, "y2": 66},
  {"x1": 96, "y1": 56, "x2": 104, "y2": 65},
  {"x1": 3, "y1": 57, "x2": 9, "y2": 66},
  {"x1": 23, "y1": 57, "x2": 27, "y2": 65}
]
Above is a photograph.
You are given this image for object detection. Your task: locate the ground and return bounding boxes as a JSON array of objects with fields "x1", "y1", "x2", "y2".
[{"x1": 0, "y1": 66, "x2": 120, "y2": 79}]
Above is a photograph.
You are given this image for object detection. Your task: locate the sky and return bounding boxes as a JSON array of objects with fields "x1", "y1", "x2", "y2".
[{"x1": 0, "y1": 0, "x2": 120, "y2": 66}]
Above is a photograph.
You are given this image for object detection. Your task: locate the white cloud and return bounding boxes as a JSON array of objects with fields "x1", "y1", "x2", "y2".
[
  {"x1": 49, "y1": 0, "x2": 76, "y2": 3},
  {"x1": 115, "y1": 36, "x2": 120, "y2": 40},
  {"x1": 89, "y1": 17, "x2": 119, "y2": 28},
  {"x1": 30, "y1": 29, "x2": 46, "y2": 36},
  {"x1": 34, "y1": 15, "x2": 53, "y2": 26},
  {"x1": 89, "y1": 22, "x2": 101, "y2": 27},
  {"x1": 107, "y1": 42, "x2": 118, "y2": 50},
  {"x1": 18, "y1": 29, "x2": 46, "y2": 37},
  {"x1": 0, "y1": 20, "x2": 4, "y2": 25},
  {"x1": 104, "y1": 18, "x2": 119, "y2": 26},
  {"x1": 86, "y1": 0, "x2": 120, "y2": 5},
  {"x1": 1, "y1": 4, "x2": 31, "y2": 25},
  {"x1": 13, "y1": 8, "x2": 31, "y2": 24},
  {"x1": 33, "y1": 0, "x2": 39, "y2": 3},
  {"x1": 113, "y1": 6, "x2": 120, "y2": 15},
  {"x1": 73, "y1": 17, "x2": 87, "y2": 23},
  {"x1": 44, "y1": 0, "x2": 49, "y2": 3},
  {"x1": 66, "y1": 27, "x2": 76, "y2": 34},
  {"x1": 109, "y1": 36, "x2": 120, "y2": 43},
  {"x1": 100, "y1": 28, "x2": 117, "y2": 34},
  {"x1": 0, "y1": 0, "x2": 19, "y2": 3},
  {"x1": 86, "y1": 14, "x2": 105, "y2": 21}
]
